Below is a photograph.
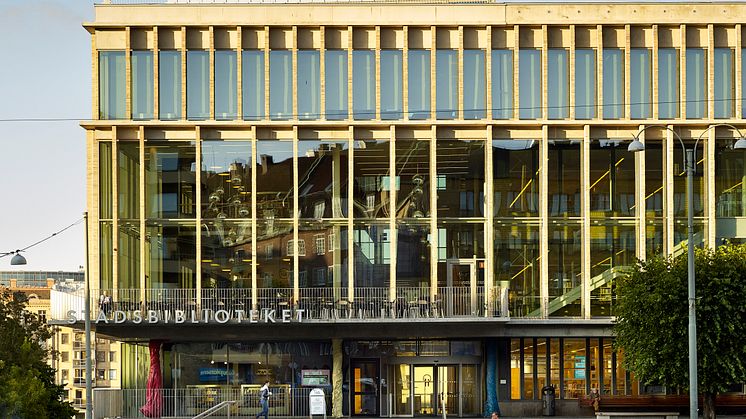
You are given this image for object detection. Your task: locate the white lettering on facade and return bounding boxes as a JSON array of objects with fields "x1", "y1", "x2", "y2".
[{"x1": 63, "y1": 309, "x2": 307, "y2": 324}]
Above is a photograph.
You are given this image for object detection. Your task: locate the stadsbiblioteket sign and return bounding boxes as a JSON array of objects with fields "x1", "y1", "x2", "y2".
[{"x1": 66, "y1": 309, "x2": 307, "y2": 324}]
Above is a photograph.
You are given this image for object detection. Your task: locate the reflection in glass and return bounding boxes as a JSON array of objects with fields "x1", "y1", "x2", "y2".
[
  {"x1": 395, "y1": 139, "x2": 430, "y2": 218},
  {"x1": 714, "y1": 48, "x2": 734, "y2": 119},
  {"x1": 99, "y1": 51, "x2": 125, "y2": 119},
  {"x1": 381, "y1": 50, "x2": 403, "y2": 120},
  {"x1": 397, "y1": 222, "x2": 430, "y2": 287},
  {"x1": 658, "y1": 49, "x2": 679, "y2": 119},
  {"x1": 353, "y1": 50, "x2": 375, "y2": 120},
  {"x1": 118, "y1": 142, "x2": 140, "y2": 219},
  {"x1": 547, "y1": 49, "x2": 569, "y2": 119},
  {"x1": 630, "y1": 49, "x2": 651, "y2": 119},
  {"x1": 297, "y1": 50, "x2": 320, "y2": 120},
  {"x1": 100, "y1": 222, "x2": 113, "y2": 290},
  {"x1": 493, "y1": 140, "x2": 540, "y2": 217},
  {"x1": 548, "y1": 222, "x2": 581, "y2": 317},
  {"x1": 436, "y1": 50, "x2": 458, "y2": 120},
  {"x1": 436, "y1": 223, "x2": 485, "y2": 267},
  {"x1": 409, "y1": 50, "x2": 431, "y2": 120},
  {"x1": 603, "y1": 49, "x2": 623, "y2": 119},
  {"x1": 523, "y1": 339, "x2": 535, "y2": 399},
  {"x1": 492, "y1": 50, "x2": 513, "y2": 119},
  {"x1": 519, "y1": 50, "x2": 541, "y2": 119},
  {"x1": 145, "y1": 141, "x2": 196, "y2": 219},
  {"x1": 463, "y1": 50, "x2": 486, "y2": 119},
  {"x1": 353, "y1": 223, "x2": 390, "y2": 287},
  {"x1": 298, "y1": 140, "x2": 349, "y2": 218},
  {"x1": 575, "y1": 49, "x2": 595, "y2": 119},
  {"x1": 256, "y1": 219, "x2": 293, "y2": 288},
  {"x1": 589, "y1": 140, "x2": 635, "y2": 217},
  {"x1": 646, "y1": 219, "x2": 664, "y2": 256},
  {"x1": 716, "y1": 138, "x2": 746, "y2": 216},
  {"x1": 159, "y1": 51, "x2": 182, "y2": 120},
  {"x1": 352, "y1": 140, "x2": 390, "y2": 219},
  {"x1": 673, "y1": 140, "x2": 704, "y2": 217},
  {"x1": 118, "y1": 221, "x2": 140, "y2": 289},
  {"x1": 674, "y1": 220, "x2": 705, "y2": 248},
  {"x1": 201, "y1": 220, "x2": 251, "y2": 289},
  {"x1": 132, "y1": 51, "x2": 154, "y2": 120},
  {"x1": 393, "y1": 365, "x2": 411, "y2": 415},
  {"x1": 201, "y1": 141, "x2": 251, "y2": 219},
  {"x1": 461, "y1": 365, "x2": 478, "y2": 415},
  {"x1": 548, "y1": 140, "x2": 581, "y2": 217},
  {"x1": 298, "y1": 221, "x2": 348, "y2": 289},
  {"x1": 257, "y1": 141, "x2": 293, "y2": 219},
  {"x1": 563, "y1": 338, "x2": 586, "y2": 399},
  {"x1": 644, "y1": 141, "x2": 664, "y2": 217},
  {"x1": 99, "y1": 142, "x2": 112, "y2": 219},
  {"x1": 214, "y1": 50, "x2": 237, "y2": 120},
  {"x1": 270, "y1": 50, "x2": 292, "y2": 120},
  {"x1": 495, "y1": 223, "x2": 539, "y2": 316},
  {"x1": 437, "y1": 140, "x2": 485, "y2": 217},
  {"x1": 325, "y1": 50, "x2": 348, "y2": 120},
  {"x1": 686, "y1": 48, "x2": 707, "y2": 119},
  {"x1": 187, "y1": 50, "x2": 209, "y2": 120},
  {"x1": 590, "y1": 222, "x2": 635, "y2": 317},
  {"x1": 146, "y1": 221, "x2": 196, "y2": 289},
  {"x1": 242, "y1": 50, "x2": 264, "y2": 120}
]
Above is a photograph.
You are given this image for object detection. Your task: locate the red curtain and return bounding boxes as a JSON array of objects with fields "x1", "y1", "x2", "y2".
[{"x1": 139, "y1": 340, "x2": 163, "y2": 418}]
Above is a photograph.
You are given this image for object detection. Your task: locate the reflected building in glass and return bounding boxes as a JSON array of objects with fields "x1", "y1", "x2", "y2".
[{"x1": 77, "y1": 1, "x2": 746, "y2": 417}]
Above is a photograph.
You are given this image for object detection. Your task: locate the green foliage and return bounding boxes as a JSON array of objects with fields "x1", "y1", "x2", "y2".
[
  {"x1": 614, "y1": 243, "x2": 746, "y2": 395},
  {"x1": 0, "y1": 289, "x2": 76, "y2": 419}
]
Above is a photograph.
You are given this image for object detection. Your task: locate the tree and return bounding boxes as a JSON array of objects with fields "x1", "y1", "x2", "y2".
[
  {"x1": 0, "y1": 289, "x2": 76, "y2": 418},
  {"x1": 614, "y1": 243, "x2": 746, "y2": 419}
]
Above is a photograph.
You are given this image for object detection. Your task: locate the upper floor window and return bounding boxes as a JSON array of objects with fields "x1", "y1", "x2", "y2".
[
  {"x1": 298, "y1": 50, "x2": 320, "y2": 120},
  {"x1": 159, "y1": 50, "x2": 182, "y2": 120},
  {"x1": 491, "y1": 50, "x2": 513, "y2": 120},
  {"x1": 353, "y1": 50, "x2": 375, "y2": 120},
  {"x1": 630, "y1": 48, "x2": 651, "y2": 119},
  {"x1": 131, "y1": 51, "x2": 154, "y2": 120},
  {"x1": 187, "y1": 50, "x2": 209, "y2": 120},
  {"x1": 575, "y1": 49, "x2": 596, "y2": 120},
  {"x1": 547, "y1": 49, "x2": 569, "y2": 120},
  {"x1": 519, "y1": 49, "x2": 541, "y2": 120},
  {"x1": 99, "y1": 51, "x2": 125, "y2": 120},
  {"x1": 242, "y1": 50, "x2": 264, "y2": 120},
  {"x1": 714, "y1": 48, "x2": 734, "y2": 119},
  {"x1": 436, "y1": 49, "x2": 458, "y2": 120},
  {"x1": 325, "y1": 50, "x2": 348, "y2": 120},
  {"x1": 603, "y1": 49, "x2": 624, "y2": 119},
  {"x1": 658, "y1": 48, "x2": 679, "y2": 119},
  {"x1": 463, "y1": 49, "x2": 486, "y2": 120},
  {"x1": 214, "y1": 50, "x2": 237, "y2": 120},
  {"x1": 408, "y1": 49, "x2": 431, "y2": 120},
  {"x1": 381, "y1": 49, "x2": 403, "y2": 120},
  {"x1": 270, "y1": 50, "x2": 292, "y2": 120},
  {"x1": 686, "y1": 48, "x2": 707, "y2": 119}
]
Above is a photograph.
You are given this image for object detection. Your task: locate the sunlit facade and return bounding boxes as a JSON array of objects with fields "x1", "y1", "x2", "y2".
[{"x1": 69, "y1": 1, "x2": 746, "y2": 416}]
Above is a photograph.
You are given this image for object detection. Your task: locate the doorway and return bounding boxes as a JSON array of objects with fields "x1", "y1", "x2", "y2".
[
  {"x1": 391, "y1": 363, "x2": 480, "y2": 417},
  {"x1": 352, "y1": 359, "x2": 380, "y2": 416},
  {"x1": 445, "y1": 260, "x2": 484, "y2": 316}
]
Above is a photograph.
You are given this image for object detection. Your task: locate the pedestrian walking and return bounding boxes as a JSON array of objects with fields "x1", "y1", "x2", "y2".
[{"x1": 256, "y1": 380, "x2": 272, "y2": 419}]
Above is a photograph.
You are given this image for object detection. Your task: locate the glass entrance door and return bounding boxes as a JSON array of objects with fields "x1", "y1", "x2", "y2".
[
  {"x1": 446, "y1": 260, "x2": 477, "y2": 316},
  {"x1": 413, "y1": 366, "x2": 435, "y2": 415},
  {"x1": 352, "y1": 359, "x2": 380, "y2": 415},
  {"x1": 412, "y1": 365, "x2": 460, "y2": 416},
  {"x1": 437, "y1": 365, "x2": 458, "y2": 416}
]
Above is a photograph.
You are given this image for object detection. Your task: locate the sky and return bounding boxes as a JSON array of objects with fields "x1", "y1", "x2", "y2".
[{"x1": 0, "y1": 1, "x2": 93, "y2": 271}]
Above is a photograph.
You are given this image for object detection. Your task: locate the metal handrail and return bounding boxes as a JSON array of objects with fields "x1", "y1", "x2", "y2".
[{"x1": 192, "y1": 400, "x2": 237, "y2": 419}]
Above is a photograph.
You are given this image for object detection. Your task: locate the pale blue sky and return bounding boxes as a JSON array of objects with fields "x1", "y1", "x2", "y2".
[{"x1": 0, "y1": 1, "x2": 93, "y2": 271}]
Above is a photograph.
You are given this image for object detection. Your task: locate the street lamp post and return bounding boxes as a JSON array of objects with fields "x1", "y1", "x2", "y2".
[
  {"x1": 84, "y1": 211, "x2": 93, "y2": 419},
  {"x1": 628, "y1": 123, "x2": 746, "y2": 419}
]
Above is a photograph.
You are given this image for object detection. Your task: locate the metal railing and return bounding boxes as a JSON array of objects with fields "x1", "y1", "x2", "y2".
[
  {"x1": 50, "y1": 286, "x2": 507, "y2": 323},
  {"x1": 94, "y1": 387, "x2": 332, "y2": 419}
]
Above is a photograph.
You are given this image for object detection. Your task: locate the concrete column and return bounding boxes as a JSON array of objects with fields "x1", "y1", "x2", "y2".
[
  {"x1": 251, "y1": 126, "x2": 258, "y2": 309},
  {"x1": 652, "y1": 25, "x2": 659, "y2": 120},
  {"x1": 539, "y1": 125, "x2": 549, "y2": 317},
  {"x1": 332, "y1": 339, "x2": 343, "y2": 418},
  {"x1": 737, "y1": 24, "x2": 743, "y2": 119}
]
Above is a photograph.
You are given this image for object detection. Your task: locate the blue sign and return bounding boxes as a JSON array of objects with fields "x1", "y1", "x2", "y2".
[
  {"x1": 199, "y1": 368, "x2": 228, "y2": 383},
  {"x1": 574, "y1": 356, "x2": 586, "y2": 379}
]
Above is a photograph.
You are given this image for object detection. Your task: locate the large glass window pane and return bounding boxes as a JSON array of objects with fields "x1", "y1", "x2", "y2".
[
  {"x1": 589, "y1": 140, "x2": 636, "y2": 217},
  {"x1": 99, "y1": 51, "x2": 125, "y2": 119},
  {"x1": 257, "y1": 140, "x2": 293, "y2": 219},
  {"x1": 214, "y1": 50, "x2": 237, "y2": 120},
  {"x1": 353, "y1": 50, "x2": 375, "y2": 120},
  {"x1": 99, "y1": 142, "x2": 112, "y2": 219},
  {"x1": 492, "y1": 50, "x2": 513, "y2": 119},
  {"x1": 548, "y1": 222, "x2": 582, "y2": 317},
  {"x1": 658, "y1": 48, "x2": 679, "y2": 119},
  {"x1": 716, "y1": 138, "x2": 746, "y2": 217},
  {"x1": 395, "y1": 139, "x2": 430, "y2": 218},
  {"x1": 548, "y1": 140, "x2": 581, "y2": 217},
  {"x1": 436, "y1": 49, "x2": 458, "y2": 120},
  {"x1": 510, "y1": 339, "x2": 521, "y2": 399},
  {"x1": 297, "y1": 50, "x2": 320, "y2": 120},
  {"x1": 100, "y1": 221, "x2": 113, "y2": 290},
  {"x1": 523, "y1": 339, "x2": 535, "y2": 399},
  {"x1": 547, "y1": 49, "x2": 569, "y2": 119},
  {"x1": 714, "y1": 48, "x2": 734, "y2": 119},
  {"x1": 436, "y1": 223, "x2": 485, "y2": 275},
  {"x1": 644, "y1": 140, "x2": 664, "y2": 256},
  {"x1": 353, "y1": 140, "x2": 390, "y2": 220},
  {"x1": 590, "y1": 222, "x2": 635, "y2": 317},
  {"x1": 563, "y1": 339, "x2": 587, "y2": 399},
  {"x1": 159, "y1": 50, "x2": 182, "y2": 120},
  {"x1": 603, "y1": 49, "x2": 623, "y2": 119},
  {"x1": 118, "y1": 142, "x2": 140, "y2": 219},
  {"x1": 325, "y1": 50, "x2": 348, "y2": 120},
  {"x1": 144, "y1": 141, "x2": 197, "y2": 219},
  {"x1": 353, "y1": 222, "x2": 390, "y2": 288},
  {"x1": 132, "y1": 51, "x2": 154, "y2": 120},
  {"x1": 743, "y1": 49, "x2": 746, "y2": 117},
  {"x1": 201, "y1": 140, "x2": 252, "y2": 219},
  {"x1": 436, "y1": 140, "x2": 485, "y2": 217},
  {"x1": 118, "y1": 221, "x2": 139, "y2": 289},
  {"x1": 409, "y1": 49, "x2": 431, "y2": 120},
  {"x1": 686, "y1": 48, "x2": 707, "y2": 119},
  {"x1": 298, "y1": 140, "x2": 349, "y2": 219},
  {"x1": 187, "y1": 50, "x2": 209, "y2": 120},
  {"x1": 575, "y1": 49, "x2": 596, "y2": 120},
  {"x1": 397, "y1": 221, "x2": 429, "y2": 288},
  {"x1": 519, "y1": 50, "x2": 541, "y2": 119},
  {"x1": 630, "y1": 48, "x2": 651, "y2": 119},
  {"x1": 242, "y1": 50, "x2": 264, "y2": 120},
  {"x1": 270, "y1": 50, "x2": 292, "y2": 120},
  {"x1": 146, "y1": 221, "x2": 196, "y2": 289},
  {"x1": 297, "y1": 221, "x2": 348, "y2": 289},
  {"x1": 381, "y1": 50, "x2": 403, "y2": 120},
  {"x1": 493, "y1": 140, "x2": 540, "y2": 217},
  {"x1": 463, "y1": 49, "x2": 486, "y2": 119},
  {"x1": 495, "y1": 223, "x2": 540, "y2": 317},
  {"x1": 201, "y1": 220, "x2": 251, "y2": 289},
  {"x1": 257, "y1": 219, "x2": 293, "y2": 288},
  {"x1": 673, "y1": 140, "x2": 705, "y2": 248}
]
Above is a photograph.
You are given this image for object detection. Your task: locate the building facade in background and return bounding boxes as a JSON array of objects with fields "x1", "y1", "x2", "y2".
[
  {"x1": 62, "y1": 1, "x2": 746, "y2": 417},
  {"x1": 1, "y1": 271, "x2": 121, "y2": 416}
]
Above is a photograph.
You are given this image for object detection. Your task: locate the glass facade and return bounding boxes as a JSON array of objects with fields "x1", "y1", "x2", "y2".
[
  {"x1": 131, "y1": 51, "x2": 154, "y2": 120},
  {"x1": 99, "y1": 51, "x2": 125, "y2": 119},
  {"x1": 491, "y1": 50, "x2": 513, "y2": 119},
  {"x1": 519, "y1": 50, "x2": 541, "y2": 119},
  {"x1": 436, "y1": 50, "x2": 458, "y2": 120},
  {"x1": 463, "y1": 50, "x2": 486, "y2": 120},
  {"x1": 658, "y1": 48, "x2": 679, "y2": 119},
  {"x1": 187, "y1": 50, "x2": 209, "y2": 120},
  {"x1": 630, "y1": 49, "x2": 651, "y2": 119},
  {"x1": 575, "y1": 49, "x2": 595, "y2": 120},
  {"x1": 242, "y1": 50, "x2": 264, "y2": 120},
  {"x1": 297, "y1": 50, "x2": 320, "y2": 120},
  {"x1": 408, "y1": 49, "x2": 431, "y2": 120},
  {"x1": 270, "y1": 50, "x2": 292, "y2": 120},
  {"x1": 325, "y1": 50, "x2": 348, "y2": 120},
  {"x1": 353, "y1": 50, "x2": 375, "y2": 120},
  {"x1": 603, "y1": 49, "x2": 623, "y2": 119},
  {"x1": 686, "y1": 48, "x2": 707, "y2": 119},
  {"x1": 547, "y1": 49, "x2": 569, "y2": 120},
  {"x1": 159, "y1": 50, "x2": 182, "y2": 120},
  {"x1": 714, "y1": 48, "x2": 734, "y2": 119},
  {"x1": 214, "y1": 50, "x2": 237, "y2": 120},
  {"x1": 381, "y1": 50, "x2": 403, "y2": 120}
]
